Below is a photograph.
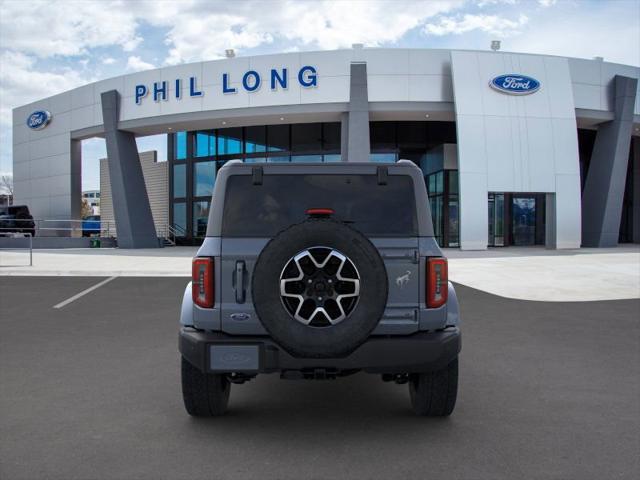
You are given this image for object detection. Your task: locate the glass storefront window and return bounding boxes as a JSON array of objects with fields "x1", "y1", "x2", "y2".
[
  {"x1": 193, "y1": 201, "x2": 210, "y2": 238},
  {"x1": 173, "y1": 164, "x2": 186, "y2": 198},
  {"x1": 173, "y1": 202, "x2": 186, "y2": 233},
  {"x1": 169, "y1": 122, "x2": 459, "y2": 244},
  {"x1": 430, "y1": 196, "x2": 443, "y2": 245},
  {"x1": 323, "y1": 123, "x2": 341, "y2": 151},
  {"x1": 291, "y1": 154, "x2": 322, "y2": 163},
  {"x1": 245, "y1": 126, "x2": 267, "y2": 153},
  {"x1": 449, "y1": 170, "x2": 459, "y2": 195},
  {"x1": 218, "y1": 127, "x2": 242, "y2": 155},
  {"x1": 267, "y1": 156, "x2": 290, "y2": 163},
  {"x1": 292, "y1": 123, "x2": 322, "y2": 152},
  {"x1": 194, "y1": 161, "x2": 216, "y2": 197},
  {"x1": 370, "y1": 122, "x2": 396, "y2": 150},
  {"x1": 370, "y1": 153, "x2": 397, "y2": 163},
  {"x1": 175, "y1": 131, "x2": 187, "y2": 160},
  {"x1": 194, "y1": 131, "x2": 215, "y2": 157},
  {"x1": 448, "y1": 198, "x2": 459, "y2": 247},
  {"x1": 267, "y1": 124, "x2": 289, "y2": 152}
]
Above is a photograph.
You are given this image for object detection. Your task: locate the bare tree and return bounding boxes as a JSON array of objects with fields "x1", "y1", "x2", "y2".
[
  {"x1": 81, "y1": 198, "x2": 93, "y2": 218},
  {"x1": 0, "y1": 174, "x2": 13, "y2": 197}
]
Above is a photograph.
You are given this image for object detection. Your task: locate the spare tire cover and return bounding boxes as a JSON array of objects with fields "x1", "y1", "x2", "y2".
[{"x1": 252, "y1": 219, "x2": 388, "y2": 358}]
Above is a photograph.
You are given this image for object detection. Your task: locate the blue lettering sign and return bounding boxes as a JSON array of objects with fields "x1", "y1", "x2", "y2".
[
  {"x1": 134, "y1": 65, "x2": 318, "y2": 105},
  {"x1": 270, "y1": 68, "x2": 287, "y2": 90},
  {"x1": 222, "y1": 73, "x2": 236, "y2": 94},
  {"x1": 298, "y1": 66, "x2": 317, "y2": 87},
  {"x1": 153, "y1": 81, "x2": 167, "y2": 102},
  {"x1": 135, "y1": 85, "x2": 148, "y2": 104},
  {"x1": 242, "y1": 70, "x2": 261, "y2": 92},
  {"x1": 189, "y1": 76, "x2": 203, "y2": 97}
]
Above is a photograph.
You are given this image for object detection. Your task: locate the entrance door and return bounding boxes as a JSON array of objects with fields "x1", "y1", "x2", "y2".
[
  {"x1": 488, "y1": 193, "x2": 505, "y2": 246},
  {"x1": 511, "y1": 197, "x2": 536, "y2": 246}
]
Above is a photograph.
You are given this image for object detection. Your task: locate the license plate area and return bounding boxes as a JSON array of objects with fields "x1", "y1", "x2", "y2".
[{"x1": 209, "y1": 345, "x2": 260, "y2": 372}]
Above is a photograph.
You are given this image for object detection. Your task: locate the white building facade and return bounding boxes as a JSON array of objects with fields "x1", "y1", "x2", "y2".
[{"x1": 11, "y1": 48, "x2": 640, "y2": 248}]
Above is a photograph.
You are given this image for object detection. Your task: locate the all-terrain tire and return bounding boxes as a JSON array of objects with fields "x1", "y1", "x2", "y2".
[
  {"x1": 252, "y1": 219, "x2": 388, "y2": 358},
  {"x1": 409, "y1": 358, "x2": 458, "y2": 416},
  {"x1": 181, "y1": 357, "x2": 230, "y2": 417}
]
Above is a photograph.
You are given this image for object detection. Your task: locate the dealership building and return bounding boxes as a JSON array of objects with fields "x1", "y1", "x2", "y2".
[{"x1": 11, "y1": 47, "x2": 640, "y2": 249}]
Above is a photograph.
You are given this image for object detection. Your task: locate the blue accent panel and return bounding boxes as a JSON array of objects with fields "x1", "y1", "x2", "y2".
[
  {"x1": 175, "y1": 78, "x2": 181, "y2": 99},
  {"x1": 153, "y1": 81, "x2": 167, "y2": 102},
  {"x1": 270, "y1": 68, "x2": 287, "y2": 90},
  {"x1": 222, "y1": 73, "x2": 237, "y2": 94},
  {"x1": 298, "y1": 65, "x2": 317, "y2": 87},
  {"x1": 189, "y1": 76, "x2": 203, "y2": 97},
  {"x1": 242, "y1": 70, "x2": 261, "y2": 92},
  {"x1": 135, "y1": 85, "x2": 148, "y2": 104}
]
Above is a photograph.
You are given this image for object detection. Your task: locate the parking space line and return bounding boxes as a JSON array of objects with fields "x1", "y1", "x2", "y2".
[{"x1": 53, "y1": 276, "x2": 118, "y2": 309}]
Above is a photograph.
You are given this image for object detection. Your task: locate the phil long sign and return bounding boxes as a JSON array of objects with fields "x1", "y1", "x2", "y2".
[
  {"x1": 490, "y1": 74, "x2": 540, "y2": 95},
  {"x1": 135, "y1": 65, "x2": 318, "y2": 105}
]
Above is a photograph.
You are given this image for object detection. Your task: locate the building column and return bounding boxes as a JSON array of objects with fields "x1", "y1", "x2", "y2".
[
  {"x1": 632, "y1": 136, "x2": 640, "y2": 243},
  {"x1": 581, "y1": 75, "x2": 638, "y2": 247},
  {"x1": 344, "y1": 62, "x2": 370, "y2": 162},
  {"x1": 101, "y1": 90, "x2": 159, "y2": 248}
]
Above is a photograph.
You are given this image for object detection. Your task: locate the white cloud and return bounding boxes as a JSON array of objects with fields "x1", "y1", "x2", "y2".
[
  {"x1": 538, "y1": 0, "x2": 557, "y2": 7},
  {"x1": 102, "y1": 57, "x2": 116, "y2": 65},
  {"x1": 0, "y1": 51, "x2": 93, "y2": 171},
  {"x1": 507, "y1": 5, "x2": 640, "y2": 66},
  {"x1": 0, "y1": 0, "x2": 142, "y2": 58},
  {"x1": 0, "y1": 51, "x2": 90, "y2": 126},
  {"x1": 126, "y1": 55, "x2": 155, "y2": 72},
  {"x1": 424, "y1": 13, "x2": 528, "y2": 37},
  {"x1": 125, "y1": 0, "x2": 464, "y2": 65}
]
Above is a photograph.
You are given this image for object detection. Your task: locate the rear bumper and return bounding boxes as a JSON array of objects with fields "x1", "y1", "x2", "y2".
[{"x1": 179, "y1": 328, "x2": 461, "y2": 375}]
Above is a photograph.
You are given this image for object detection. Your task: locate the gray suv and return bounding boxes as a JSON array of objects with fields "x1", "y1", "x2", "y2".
[{"x1": 179, "y1": 160, "x2": 461, "y2": 417}]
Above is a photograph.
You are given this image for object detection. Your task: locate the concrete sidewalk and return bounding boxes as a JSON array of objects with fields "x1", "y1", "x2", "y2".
[
  {"x1": 0, "y1": 247, "x2": 197, "y2": 277},
  {"x1": 1, "y1": 245, "x2": 638, "y2": 302},
  {"x1": 446, "y1": 246, "x2": 640, "y2": 302}
]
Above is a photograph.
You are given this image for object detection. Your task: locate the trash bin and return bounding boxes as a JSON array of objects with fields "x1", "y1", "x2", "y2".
[{"x1": 90, "y1": 238, "x2": 101, "y2": 248}]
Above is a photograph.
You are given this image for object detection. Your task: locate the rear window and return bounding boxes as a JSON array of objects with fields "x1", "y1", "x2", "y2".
[{"x1": 221, "y1": 174, "x2": 417, "y2": 237}]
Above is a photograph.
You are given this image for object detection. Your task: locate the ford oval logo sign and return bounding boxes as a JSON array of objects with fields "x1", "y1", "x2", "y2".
[
  {"x1": 490, "y1": 74, "x2": 540, "y2": 95},
  {"x1": 26, "y1": 110, "x2": 52, "y2": 130}
]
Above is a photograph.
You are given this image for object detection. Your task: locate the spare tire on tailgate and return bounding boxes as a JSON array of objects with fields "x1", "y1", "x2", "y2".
[{"x1": 252, "y1": 219, "x2": 388, "y2": 358}]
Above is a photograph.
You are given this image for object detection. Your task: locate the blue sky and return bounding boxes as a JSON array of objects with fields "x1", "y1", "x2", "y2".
[{"x1": 1, "y1": 0, "x2": 639, "y2": 191}]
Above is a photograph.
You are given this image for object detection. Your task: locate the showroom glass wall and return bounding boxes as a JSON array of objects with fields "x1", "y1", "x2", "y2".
[{"x1": 168, "y1": 121, "x2": 458, "y2": 244}]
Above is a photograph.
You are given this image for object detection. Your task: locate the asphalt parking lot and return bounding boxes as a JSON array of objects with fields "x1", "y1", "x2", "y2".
[{"x1": 1, "y1": 277, "x2": 638, "y2": 480}]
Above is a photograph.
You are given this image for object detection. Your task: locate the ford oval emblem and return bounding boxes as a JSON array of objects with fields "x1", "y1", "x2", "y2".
[
  {"x1": 490, "y1": 74, "x2": 540, "y2": 95},
  {"x1": 26, "y1": 110, "x2": 52, "y2": 130}
]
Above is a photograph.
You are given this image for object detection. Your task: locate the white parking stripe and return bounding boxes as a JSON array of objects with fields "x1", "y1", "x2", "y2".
[{"x1": 53, "y1": 276, "x2": 118, "y2": 309}]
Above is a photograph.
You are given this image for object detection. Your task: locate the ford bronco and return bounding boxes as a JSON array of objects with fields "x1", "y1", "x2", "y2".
[{"x1": 179, "y1": 160, "x2": 461, "y2": 417}]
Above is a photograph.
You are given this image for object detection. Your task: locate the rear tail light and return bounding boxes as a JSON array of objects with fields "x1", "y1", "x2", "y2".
[
  {"x1": 192, "y1": 257, "x2": 214, "y2": 308},
  {"x1": 427, "y1": 257, "x2": 448, "y2": 308},
  {"x1": 306, "y1": 208, "x2": 335, "y2": 217}
]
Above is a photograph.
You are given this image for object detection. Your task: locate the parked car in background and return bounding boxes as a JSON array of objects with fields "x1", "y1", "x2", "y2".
[
  {"x1": 0, "y1": 205, "x2": 36, "y2": 237},
  {"x1": 82, "y1": 215, "x2": 101, "y2": 237}
]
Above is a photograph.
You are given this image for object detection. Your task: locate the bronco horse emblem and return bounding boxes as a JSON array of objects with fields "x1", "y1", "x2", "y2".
[{"x1": 396, "y1": 270, "x2": 411, "y2": 288}]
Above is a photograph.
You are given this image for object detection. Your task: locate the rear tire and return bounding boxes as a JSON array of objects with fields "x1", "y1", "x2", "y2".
[
  {"x1": 181, "y1": 357, "x2": 230, "y2": 417},
  {"x1": 409, "y1": 358, "x2": 458, "y2": 417}
]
